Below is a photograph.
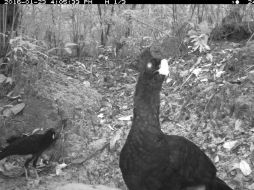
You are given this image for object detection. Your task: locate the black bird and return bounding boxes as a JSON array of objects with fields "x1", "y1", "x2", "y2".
[
  {"x1": 0, "y1": 128, "x2": 56, "y2": 179},
  {"x1": 119, "y1": 49, "x2": 232, "y2": 190},
  {"x1": 6, "y1": 134, "x2": 29, "y2": 144}
]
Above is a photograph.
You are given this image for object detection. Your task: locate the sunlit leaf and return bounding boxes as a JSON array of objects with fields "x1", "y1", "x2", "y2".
[
  {"x1": 239, "y1": 160, "x2": 252, "y2": 176},
  {"x1": 0, "y1": 74, "x2": 6, "y2": 84},
  {"x1": 10, "y1": 103, "x2": 25, "y2": 115},
  {"x1": 56, "y1": 163, "x2": 67, "y2": 176},
  {"x1": 64, "y1": 47, "x2": 72, "y2": 54},
  {"x1": 223, "y1": 140, "x2": 238, "y2": 151},
  {"x1": 192, "y1": 68, "x2": 202, "y2": 76},
  {"x1": 118, "y1": 115, "x2": 132, "y2": 121},
  {"x1": 214, "y1": 155, "x2": 219, "y2": 163},
  {"x1": 235, "y1": 119, "x2": 243, "y2": 131},
  {"x1": 206, "y1": 53, "x2": 213, "y2": 62}
]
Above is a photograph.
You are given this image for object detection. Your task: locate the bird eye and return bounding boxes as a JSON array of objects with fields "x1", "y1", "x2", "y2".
[{"x1": 147, "y1": 62, "x2": 152, "y2": 69}]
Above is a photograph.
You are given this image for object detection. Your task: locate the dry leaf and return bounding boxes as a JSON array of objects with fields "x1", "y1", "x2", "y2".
[
  {"x1": 56, "y1": 163, "x2": 67, "y2": 176},
  {"x1": 192, "y1": 68, "x2": 202, "y2": 76},
  {"x1": 206, "y1": 53, "x2": 213, "y2": 62},
  {"x1": 250, "y1": 143, "x2": 254, "y2": 152},
  {"x1": 214, "y1": 155, "x2": 219, "y2": 163},
  {"x1": 5, "y1": 77, "x2": 13, "y2": 84},
  {"x1": 89, "y1": 138, "x2": 108, "y2": 150},
  {"x1": 239, "y1": 160, "x2": 252, "y2": 176},
  {"x1": 3, "y1": 108, "x2": 13, "y2": 117},
  {"x1": 118, "y1": 115, "x2": 132, "y2": 121},
  {"x1": 0, "y1": 74, "x2": 6, "y2": 84},
  {"x1": 83, "y1": 81, "x2": 90, "y2": 87},
  {"x1": 98, "y1": 113, "x2": 104, "y2": 118},
  {"x1": 64, "y1": 47, "x2": 72, "y2": 54},
  {"x1": 235, "y1": 119, "x2": 243, "y2": 131},
  {"x1": 180, "y1": 70, "x2": 189, "y2": 77},
  {"x1": 247, "y1": 182, "x2": 254, "y2": 190},
  {"x1": 10, "y1": 103, "x2": 25, "y2": 115},
  {"x1": 223, "y1": 140, "x2": 238, "y2": 151}
]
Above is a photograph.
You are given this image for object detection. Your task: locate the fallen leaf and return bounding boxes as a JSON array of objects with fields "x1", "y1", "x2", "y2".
[
  {"x1": 64, "y1": 47, "x2": 72, "y2": 54},
  {"x1": 83, "y1": 81, "x2": 90, "y2": 87},
  {"x1": 3, "y1": 108, "x2": 13, "y2": 117},
  {"x1": 118, "y1": 115, "x2": 132, "y2": 121},
  {"x1": 239, "y1": 160, "x2": 252, "y2": 176},
  {"x1": 89, "y1": 138, "x2": 108, "y2": 150},
  {"x1": 206, "y1": 53, "x2": 213, "y2": 62},
  {"x1": 223, "y1": 140, "x2": 238, "y2": 151},
  {"x1": 232, "y1": 162, "x2": 240, "y2": 170},
  {"x1": 166, "y1": 77, "x2": 172, "y2": 83},
  {"x1": 215, "y1": 70, "x2": 225, "y2": 78},
  {"x1": 98, "y1": 113, "x2": 104, "y2": 118},
  {"x1": 5, "y1": 77, "x2": 13, "y2": 84},
  {"x1": 0, "y1": 74, "x2": 6, "y2": 84},
  {"x1": 235, "y1": 119, "x2": 243, "y2": 131},
  {"x1": 214, "y1": 155, "x2": 219, "y2": 163},
  {"x1": 250, "y1": 143, "x2": 254, "y2": 152},
  {"x1": 56, "y1": 163, "x2": 67, "y2": 176},
  {"x1": 248, "y1": 182, "x2": 254, "y2": 190},
  {"x1": 9, "y1": 103, "x2": 25, "y2": 115},
  {"x1": 192, "y1": 68, "x2": 202, "y2": 76}
]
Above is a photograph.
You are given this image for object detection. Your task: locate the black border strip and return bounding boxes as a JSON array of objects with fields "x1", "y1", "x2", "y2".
[{"x1": 1, "y1": 1, "x2": 251, "y2": 7}]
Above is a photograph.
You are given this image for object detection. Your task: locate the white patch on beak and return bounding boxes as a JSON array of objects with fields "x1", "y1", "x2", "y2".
[
  {"x1": 52, "y1": 134, "x2": 55, "y2": 139},
  {"x1": 158, "y1": 59, "x2": 169, "y2": 76}
]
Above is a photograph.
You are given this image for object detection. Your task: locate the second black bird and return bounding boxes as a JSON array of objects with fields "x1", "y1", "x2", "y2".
[{"x1": 0, "y1": 128, "x2": 56, "y2": 179}]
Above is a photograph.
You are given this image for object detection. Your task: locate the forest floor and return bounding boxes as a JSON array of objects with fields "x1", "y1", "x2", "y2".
[{"x1": 1, "y1": 41, "x2": 254, "y2": 190}]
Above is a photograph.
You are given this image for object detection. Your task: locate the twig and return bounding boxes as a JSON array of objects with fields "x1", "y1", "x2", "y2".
[
  {"x1": 71, "y1": 142, "x2": 110, "y2": 166},
  {"x1": 246, "y1": 32, "x2": 254, "y2": 44},
  {"x1": 204, "y1": 92, "x2": 217, "y2": 113}
]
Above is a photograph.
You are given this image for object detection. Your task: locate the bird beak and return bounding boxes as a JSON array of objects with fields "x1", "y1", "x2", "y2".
[
  {"x1": 158, "y1": 59, "x2": 169, "y2": 76},
  {"x1": 52, "y1": 134, "x2": 55, "y2": 139}
]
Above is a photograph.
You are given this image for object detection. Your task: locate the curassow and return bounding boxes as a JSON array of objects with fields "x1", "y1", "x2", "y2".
[
  {"x1": 119, "y1": 49, "x2": 232, "y2": 190},
  {"x1": 0, "y1": 128, "x2": 56, "y2": 179}
]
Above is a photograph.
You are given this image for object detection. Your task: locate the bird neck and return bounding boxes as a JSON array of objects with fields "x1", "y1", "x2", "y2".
[{"x1": 132, "y1": 78, "x2": 162, "y2": 131}]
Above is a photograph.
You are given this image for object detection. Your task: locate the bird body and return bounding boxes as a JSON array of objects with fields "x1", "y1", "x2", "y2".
[
  {"x1": 119, "y1": 49, "x2": 232, "y2": 190},
  {"x1": 0, "y1": 128, "x2": 56, "y2": 179},
  {"x1": 6, "y1": 134, "x2": 29, "y2": 144}
]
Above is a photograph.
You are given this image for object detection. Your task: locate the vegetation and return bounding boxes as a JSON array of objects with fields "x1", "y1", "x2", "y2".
[{"x1": 0, "y1": 4, "x2": 254, "y2": 190}]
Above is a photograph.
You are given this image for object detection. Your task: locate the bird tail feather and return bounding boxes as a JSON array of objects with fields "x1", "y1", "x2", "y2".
[{"x1": 0, "y1": 149, "x2": 9, "y2": 160}]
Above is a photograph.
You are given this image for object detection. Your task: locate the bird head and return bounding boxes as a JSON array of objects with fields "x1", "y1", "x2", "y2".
[
  {"x1": 45, "y1": 128, "x2": 57, "y2": 141},
  {"x1": 138, "y1": 49, "x2": 169, "y2": 87}
]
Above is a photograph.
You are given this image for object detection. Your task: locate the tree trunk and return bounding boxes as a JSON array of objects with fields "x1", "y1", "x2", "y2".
[
  {"x1": 0, "y1": 5, "x2": 19, "y2": 57},
  {"x1": 97, "y1": 4, "x2": 105, "y2": 46}
]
